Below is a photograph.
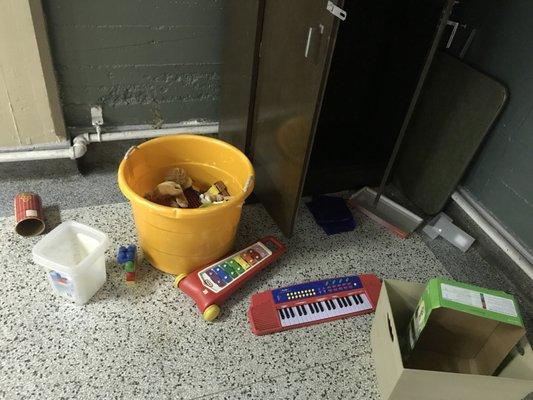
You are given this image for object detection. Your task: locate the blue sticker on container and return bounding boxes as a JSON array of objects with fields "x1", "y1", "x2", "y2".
[{"x1": 49, "y1": 270, "x2": 74, "y2": 298}]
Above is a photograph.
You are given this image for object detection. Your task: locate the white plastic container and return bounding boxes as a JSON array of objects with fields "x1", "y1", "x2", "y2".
[{"x1": 32, "y1": 220, "x2": 110, "y2": 304}]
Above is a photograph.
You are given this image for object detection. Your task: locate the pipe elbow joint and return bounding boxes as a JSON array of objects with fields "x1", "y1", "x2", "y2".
[{"x1": 71, "y1": 135, "x2": 89, "y2": 159}]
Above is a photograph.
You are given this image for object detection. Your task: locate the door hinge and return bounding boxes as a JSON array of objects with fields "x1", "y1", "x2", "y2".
[{"x1": 327, "y1": 1, "x2": 347, "y2": 21}]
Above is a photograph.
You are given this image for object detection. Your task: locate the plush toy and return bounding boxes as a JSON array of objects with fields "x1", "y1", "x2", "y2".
[
  {"x1": 200, "y1": 193, "x2": 224, "y2": 204},
  {"x1": 145, "y1": 181, "x2": 189, "y2": 208},
  {"x1": 145, "y1": 169, "x2": 232, "y2": 209},
  {"x1": 165, "y1": 167, "x2": 193, "y2": 189}
]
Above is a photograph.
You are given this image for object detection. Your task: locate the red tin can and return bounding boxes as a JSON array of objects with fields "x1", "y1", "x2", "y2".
[{"x1": 14, "y1": 192, "x2": 45, "y2": 236}]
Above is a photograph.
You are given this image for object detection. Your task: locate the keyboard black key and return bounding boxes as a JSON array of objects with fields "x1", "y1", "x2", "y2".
[
  {"x1": 309, "y1": 303, "x2": 315, "y2": 314},
  {"x1": 289, "y1": 308, "x2": 295, "y2": 318},
  {"x1": 283, "y1": 308, "x2": 290, "y2": 319},
  {"x1": 352, "y1": 295, "x2": 359, "y2": 305},
  {"x1": 341, "y1": 297, "x2": 348, "y2": 307},
  {"x1": 296, "y1": 306, "x2": 302, "y2": 316},
  {"x1": 318, "y1": 302, "x2": 324, "y2": 312},
  {"x1": 357, "y1": 294, "x2": 364, "y2": 304},
  {"x1": 325, "y1": 301, "x2": 331, "y2": 310},
  {"x1": 278, "y1": 309, "x2": 285, "y2": 320},
  {"x1": 336, "y1": 298, "x2": 343, "y2": 308},
  {"x1": 330, "y1": 300, "x2": 336, "y2": 310},
  {"x1": 302, "y1": 305, "x2": 307, "y2": 315},
  {"x1": 345, "y1": 296, "x2": 352, "y2": 306}
]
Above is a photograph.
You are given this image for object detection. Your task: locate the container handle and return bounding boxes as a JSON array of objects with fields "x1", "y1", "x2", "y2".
[
  {"x1": 387, "y1": 313, "x2": 395, "y2": 343},
  {"x1": 243, "y1": 175, "x2": 255, "y2": 196},
  {"x1": 124, "y1": 146, "x2": 138, "y2": 160}
]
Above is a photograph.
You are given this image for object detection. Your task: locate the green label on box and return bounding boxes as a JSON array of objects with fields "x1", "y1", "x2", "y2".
[
  {"x1": 407, "y1": 277, "x2": 524, "y2": 350},
  {"x1": 435, "y1": 278, "x2": 523, "y2": 326},
  {"x1": 440, "y1": 283, "x2": 518, "y2": 317}
]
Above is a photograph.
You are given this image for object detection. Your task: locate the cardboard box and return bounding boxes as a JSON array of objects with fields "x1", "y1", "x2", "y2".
[
  {"x1": 403, "y1": 278, "x2": 525, "y2": 375},
  {"x1": 370, "y1": 280, "x2": 533, "y2": 400}
]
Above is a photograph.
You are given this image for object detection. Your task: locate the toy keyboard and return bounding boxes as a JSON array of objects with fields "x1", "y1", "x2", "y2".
[
  {"x1": 248, "y1": 274, "x2": 381, "y2": 335},
  {"x1": 175, "y1": 236, "x2": 286, "y2": 321}
]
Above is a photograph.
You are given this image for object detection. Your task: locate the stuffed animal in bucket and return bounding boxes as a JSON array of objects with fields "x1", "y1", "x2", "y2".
[{"x1": 145, "y1": 181, "x2": 189, "y2": 208}]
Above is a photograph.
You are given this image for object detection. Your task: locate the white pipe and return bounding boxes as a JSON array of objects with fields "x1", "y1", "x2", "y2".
[
  {"x1": 84, "y1": 123, "x2": 218, "y2": 142},
  {"x1": 451, "y1": 190, "x2": 533, "y2": 280},
  {"x1": 0, "y1": 147, "x2": 77, "y2": 162},
  {"x1": 0, "y1": 123, "x2": 218, "y2": 163}
]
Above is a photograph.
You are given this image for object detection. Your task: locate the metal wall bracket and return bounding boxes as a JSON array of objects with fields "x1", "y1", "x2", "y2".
[
  {"x1": 326, "y1": 1, "x2": 347, "y2": 21},
  {"x1": 90, "y1": 106, "x2": 104, "y2": 142},
  {"x1": 446, "y1": 20, "x2": 467, "y2": 49}
]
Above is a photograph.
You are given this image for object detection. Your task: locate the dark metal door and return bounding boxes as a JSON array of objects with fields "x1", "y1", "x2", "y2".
[
  {"x1": 250, "y1": 0, "x2": 343, "y2": 236},
  {"x1": 218, "y1": 0, "x2": 263, "y2": 152}
]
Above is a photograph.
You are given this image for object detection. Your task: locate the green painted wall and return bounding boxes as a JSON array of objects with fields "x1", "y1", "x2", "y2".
[
  {"x1": 42, "y1": 0, "x2": 223, "y2": 128},
  {"x1": 462, "y1": 0, "x2": 533, "y2": 251}
]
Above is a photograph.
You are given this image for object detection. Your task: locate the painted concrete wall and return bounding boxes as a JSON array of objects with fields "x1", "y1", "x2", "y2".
[
  {"x1": 463, "y1": 0, "x2": 533, "y2": 251},
  {"x1": 0, "y1": 0, "x2": 66, "y2": 148},
  {"x1": 42, "y1": 0, "x2": 223, "y2": 128}
]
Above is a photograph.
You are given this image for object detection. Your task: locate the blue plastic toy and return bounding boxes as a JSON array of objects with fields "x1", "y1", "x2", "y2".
[{"x1": 116, "y1": 245, "x2": 138, "y2": 284}]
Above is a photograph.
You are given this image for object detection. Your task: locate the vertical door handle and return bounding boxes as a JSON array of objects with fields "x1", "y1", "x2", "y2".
[
  {"x1": 305, "y1": 24, "x2": 325, "y2": 61},
  {"x1": 304, "y1": 27, "x2": 314, "y2": 58}
]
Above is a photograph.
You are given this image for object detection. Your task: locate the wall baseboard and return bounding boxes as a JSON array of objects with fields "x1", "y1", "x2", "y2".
[{"x1": 452, "y1": 187, "x2": 533, "y2": 280}]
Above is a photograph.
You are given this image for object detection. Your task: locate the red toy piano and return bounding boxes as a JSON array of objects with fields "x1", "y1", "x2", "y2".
[
  {"x1": 174, "y1": 236, "x2": 286, "y2": 321},
  {"x1": 248, "y1": 273, "x2": 381, "y2": 335}
]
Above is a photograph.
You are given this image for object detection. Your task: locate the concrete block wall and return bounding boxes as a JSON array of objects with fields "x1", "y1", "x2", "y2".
[{"x1": 42, "y1": 0, "x2": 223, "y2": 128}]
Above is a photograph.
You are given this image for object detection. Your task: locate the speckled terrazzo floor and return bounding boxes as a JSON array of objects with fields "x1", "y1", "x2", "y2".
[{"x1": 0, "y1": 201, "x2": 471, "y2": 400}]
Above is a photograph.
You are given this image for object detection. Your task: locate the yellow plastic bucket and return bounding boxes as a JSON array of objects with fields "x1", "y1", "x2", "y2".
[{"x1": 117, "y1": 135, "x2": 254, "y2": 275}]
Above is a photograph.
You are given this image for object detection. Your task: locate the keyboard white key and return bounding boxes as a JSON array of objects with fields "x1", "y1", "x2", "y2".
[{"x1": 278, "y1": 293, "x2": 372, "y2": 327}]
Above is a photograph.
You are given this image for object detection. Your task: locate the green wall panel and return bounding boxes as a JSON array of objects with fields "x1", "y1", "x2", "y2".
[{"x1": 463, "y1": 0, "x2": 533, "y2": 250}]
